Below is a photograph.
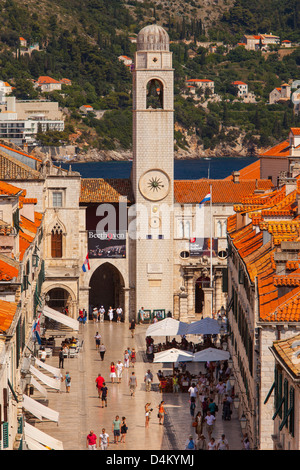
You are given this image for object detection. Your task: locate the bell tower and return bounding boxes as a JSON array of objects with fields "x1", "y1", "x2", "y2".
[{"x1": 130, "y1": 24, "x2": 174, "y2": 317}]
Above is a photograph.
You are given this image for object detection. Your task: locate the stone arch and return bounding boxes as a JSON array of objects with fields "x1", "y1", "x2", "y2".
[
  {"x1": 146, "y1": 78, "x2": 164, "y2": 109},
  {"x1": 43, "y1": 283, "x2": 77, "y2": 317},
  {"x1": 88, "y1": 262, "x2": 126, "y2": 321},
  {"x1": 46, "y1": 217, "x2": 67, "y2": 259}
]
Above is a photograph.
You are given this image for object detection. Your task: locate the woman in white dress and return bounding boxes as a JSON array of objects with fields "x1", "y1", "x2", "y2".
[
  {"x1": 108, "y1": 307, "x2": 114, "y2": 322},
  {"x1": 124, "y1": 350, "x2": 130, "y2": 368}
]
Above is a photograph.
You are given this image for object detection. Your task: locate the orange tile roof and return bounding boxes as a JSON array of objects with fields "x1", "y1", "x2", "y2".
[
  {"x1": 0, "y1": 259, "x2": 19, "y2": 281},
  {"x1": 186, "y1": 79, "x2": 213, "y2": 83},
  {"x1": 80, "y1": 179, "x2": 134, "y2": 204},
  {"x1": 0, "y1": 299, "x2": 18, "y2": 333},
  {"x1": 37, "y1": 76, "x2": 61, "y2": 84},
  {"x1": 0, "y1": 143, "x2": 42, "y2": 163},
  {"x1": 271, "y1": 333, "x2": 300, "y2": 378},
  {"x1": 174, "y1": 179, "x2": 273, "y2": 204},
  {"x1": 0, "y1": 181, "x2": 25, "y2": 197},
  {"x1": 260, "y1": 140, "x2": 290, "y2": 158},
  {"x1": 290, "y1": 128, "x2": 300, "y2": 135},
  {"x1": 224, "y1": 159, "x2": 261, "y2": 181},
  {"x1": 232, "y1": 81, "x2": 247, "y2": 85}
]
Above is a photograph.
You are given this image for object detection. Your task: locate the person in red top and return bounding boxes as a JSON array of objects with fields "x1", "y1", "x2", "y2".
[
  {"x1": 95, "y1": 374, "x2": 105, "y2": 398},
  {"x1": 87, "y1": 430, "x2": 97, "y2": 450},
  {"x1": 110, "y1": 362, "x2": 117, "y2": 383}
]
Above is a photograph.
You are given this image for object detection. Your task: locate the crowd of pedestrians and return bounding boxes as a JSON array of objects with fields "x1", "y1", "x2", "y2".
[{"x1": 61, "y1": 307, "x2": 244, "y2": 451}]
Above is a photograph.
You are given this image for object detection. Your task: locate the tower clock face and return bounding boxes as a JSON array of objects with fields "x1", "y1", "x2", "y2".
[{"x1": 139, "y1": 169, "x2": 170, "y2": 201}]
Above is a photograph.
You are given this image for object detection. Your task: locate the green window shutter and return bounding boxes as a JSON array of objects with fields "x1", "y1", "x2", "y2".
[
  {"x1": 222, "y1": 268, "x2": 228, "y2": 293},
  {"x1": 2, "y1": 421, "x2": 9, "y2": 449}
]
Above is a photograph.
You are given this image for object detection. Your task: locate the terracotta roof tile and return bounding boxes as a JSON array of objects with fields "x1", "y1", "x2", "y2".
[
  {"x1": 174, "y1": 179, "x2": 272, "y2": 204},
  {"x1": 0, "y1": 299, "x2": 18, "y2": 333},
  {"x1": 80, "y1": 179, "x2": 134, "y2": 204},
  {"x1": 259, "y1": 140, "x2": 290, "y2": 158},
  {"x1": 272, "y1": 333, "x2": 300, "y2": 378}
]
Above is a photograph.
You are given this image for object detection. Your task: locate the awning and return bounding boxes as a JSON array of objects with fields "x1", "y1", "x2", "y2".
[
  {"x1": 146, "y1": 318, "x2": 189, "y2": 337},
  {"x1": 186, "y1": 317, "x2": 220, "y2": 335},
  {"x1": 25, "y1": 435, "x2": 49, "y2": 450},
  {"x1": 35, "y1": 358, "x2": 61, "y2": 378},
  {"x1": 24, "y1": 421, "x2": 63, "y2": 450},
  {"x1": 153, "y1": 348, "x2": 194, "y2": 363},
  {"x1": 23, "y1": 394, "x2": 59, "y2": 423},
  {"x1": 43, "y1": 305, "x2": 79, "y2": 331},
  {"x1": 192, "y1": 347, "x2": 230, "y2": 362},
  {"x1": 30, "y1": 365, "x2": 61, "y2": 391},
  {"x1": 30, "y1": 376, "x2": 48, "y2": 398}
]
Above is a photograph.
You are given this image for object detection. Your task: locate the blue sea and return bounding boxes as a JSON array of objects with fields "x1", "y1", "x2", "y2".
[{"x1": 61, "y1": 156, "x2": 256, "y2": 180}]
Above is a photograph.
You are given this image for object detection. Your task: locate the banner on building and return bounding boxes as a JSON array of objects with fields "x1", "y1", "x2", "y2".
[
  {"x1": 189, "y1": 237, "x2": 218, "y2": 257},
  {"x1": 88, "y1": 230, "x2": 126, "y2": 258}
]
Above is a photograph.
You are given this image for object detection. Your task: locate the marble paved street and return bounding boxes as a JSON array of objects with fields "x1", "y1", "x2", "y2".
[{"x1": 33, "y1": 320, "x2": 245, "y2": 450}]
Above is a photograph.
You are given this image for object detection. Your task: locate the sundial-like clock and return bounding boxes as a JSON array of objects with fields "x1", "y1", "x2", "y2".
[{"x1": 139, "y1": 169, "x2": 170, "y2": 201}]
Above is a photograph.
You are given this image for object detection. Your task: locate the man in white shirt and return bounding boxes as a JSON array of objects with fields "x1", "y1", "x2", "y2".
[
  {"x1": 99, "y1": 306, "x2": 105, "y2": 322},
  {"x1": 99, "y1": 428, "x2": 109, "y2": 450},
  {"x1": 216, "y1": 434, "x2": 229, "y2": 450},
  {"x1": 116, "y1": 360, "x2": 124, "y2": 383},
  {"x1": 40, "y1": 349, "x2": 47, "y2": 363},
  {"x1": 188, "y1": 383, "x2": 198, "y2": 399},
  {"x1": 204, "y1": 411, "x2": 216, "y2": 439},
  {"x1": 116, "y1": 307, "x2": 123, "y2": 323}
]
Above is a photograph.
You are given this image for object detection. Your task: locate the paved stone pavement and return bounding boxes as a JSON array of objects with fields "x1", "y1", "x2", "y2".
[{"x1": 31, "y1": 320, "x2": 245, "y2": 451}]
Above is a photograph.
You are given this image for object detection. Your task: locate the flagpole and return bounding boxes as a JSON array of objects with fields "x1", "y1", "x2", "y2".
[{"x1": 210, "y1": 183, "x2": 213, "y2": 316}]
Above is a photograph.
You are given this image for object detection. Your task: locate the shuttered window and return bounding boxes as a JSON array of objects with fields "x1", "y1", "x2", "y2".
[{"x1": 51, "y1": 228, "x2": 62, "y2": 258}]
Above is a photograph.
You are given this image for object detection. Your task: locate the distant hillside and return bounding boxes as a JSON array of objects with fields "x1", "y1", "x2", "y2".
[{"x1": 0, "y1": 0, "x2": 300, "y2": 158}]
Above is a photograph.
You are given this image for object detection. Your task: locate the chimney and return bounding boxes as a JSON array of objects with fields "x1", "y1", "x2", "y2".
[{"x1": 232, "y1": 171, "x2": 240, "y2": 183}]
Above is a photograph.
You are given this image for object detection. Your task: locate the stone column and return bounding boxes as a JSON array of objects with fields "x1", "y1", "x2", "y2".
[
  {"x1": 186, "y1": 274, "x2": 195, "y2": 315},
  {"x1": 214, "y1": 270, "x2": 223, "y2": 314},
  {"x1": 202, "y1": 287, "x2": 214, "y2": 318},
  {"x1": 123, "y1": 287, "x2": 130, "y2": 323}
]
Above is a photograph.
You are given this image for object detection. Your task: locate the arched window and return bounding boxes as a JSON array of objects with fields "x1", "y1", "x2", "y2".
[
  {"x1": 146, "y1": 79, "x2": 164, "y2": 109},
  {"x1": 51, "y1": 223, "x2": 63, "y2": 258}
]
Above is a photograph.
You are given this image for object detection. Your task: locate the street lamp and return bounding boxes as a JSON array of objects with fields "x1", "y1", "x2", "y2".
[
  {"x1": 234, "y1": 395, "x2": 240, "y2": 409},
  {"x1": 240, "y1": 413, "x2": 247, "y2": 430}
]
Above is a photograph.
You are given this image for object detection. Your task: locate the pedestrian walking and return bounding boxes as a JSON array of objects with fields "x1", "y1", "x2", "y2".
[
  {"x1": 128, "y1": 371, "x2": 137, "y2": 396},
  {"x1": 124, "y1": 349, "x2": 130, "y2": 368},
  {"x1": 189, "y1": 397, "x2": 196, "y2": 417},
  {"x1": 196, "y1": 434, "x2": 207, "y2": 450},
  {"x1": 116, "y1": 307, "x2": 123, "y2": 323},
  {"x1": 216, "y1": 434, "x2": 229, "y2": 450},
  {"x1": 216, "y1": 380, "x2": 226, "y2": 406},
  {"x1": 110, "y1": 362, "x2": 117, "y2": 383},
  {"x1": 92, "y1": 307, "x2": 98, "y2": 323},
  {"x1": 99, "y1": 306, "x2": 105, "y2": 322},
  {"x1": 94, "y1": 332, "x2": 101, "y2": 350},
  {"x1": 193, "y1": 411, "x2": 203, "y2": 438},
  {"x1": 86, "y1": 430, "x2": 97, "y2": 450},
  {"x1": 58, "y1": 348, "x2": 64, "y2": 369},
  {"x1": 188, "y1": 383, "x2": 198, "y2": 400},
  {"x1": 144, "y1": 369, "x2": 153, "y2": 392},
  {"x1": 185, "y1": 435, "x2": 196, "y2": 450},
  {"x1": 101, "y1": 382, "x2": 108, "y2": 408},
  {"x1": 116, "y1": 360, "x2": 124, "y2": 383},
  {"x1": 222, "y1": 394, "x2": 232, "y2": 421},
  {"x1": 130, "y1": 348, "x2": 136, "y2": 368},
  {"x1": 145, "y1": 403, "x2": 152, "y2": 428},
  {"x1": 40, "y1": 348, "x2": 47, "y2": 363},
  {"x1": 242, "y1": 434, "x2": 250, "y2": 450},
  {"x1": 63, "y1": 371, "x2": 71, "y2": 393},
  {"x1": 99, "y1": 344, "x2": 106, "y2": 361},
  {"x1": 95, "y1": 373, "x2": 105, "y2": 399},
  {"x1": 99, "y1": 428, "x2": 109, "y2": 450},
  {"x1": 157, "y1": 400, "x2": 166, "y2": 425},
  {"x1": 108, "y1": 306, "x2": 114, "y2": 322},
  {"x1": 112, "y1": 415, "x2": 121, "y2": 444},
  {"x1": 172, "y1": 375, "x2": 179, "y2": 393},
  {"x1": 129, "y1": 318, "x2": 136, "y2": 338},
  {"x1": 207, "y1": 437, "x2": 217, "y2": 450},
  {"x1": 120, "y1": 417, "x2": 128, "y2": 443},
  {"x1": 204, "y1": 410, "x2": 215, "y2": 439},
  {"x1": 208, "y1": 398, "x2": 218, "y2": 416}
]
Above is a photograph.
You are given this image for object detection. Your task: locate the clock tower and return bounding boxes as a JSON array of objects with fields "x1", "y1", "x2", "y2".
[{"x1": 130, "y1": 24, "x2": 174, "y2": 317}]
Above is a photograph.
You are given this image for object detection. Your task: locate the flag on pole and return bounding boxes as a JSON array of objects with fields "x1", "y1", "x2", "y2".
[
  {"x1": 82, "y1": 254, "x2": 90, "y2": 272},
  {"x1": 199, "y1": 193, "x2": 211, "y2": 206}
]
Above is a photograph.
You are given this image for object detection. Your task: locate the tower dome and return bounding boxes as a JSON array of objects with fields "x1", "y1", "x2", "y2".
[{"x1": 137, "y1": 24, "x2": 169, "y2": 52}]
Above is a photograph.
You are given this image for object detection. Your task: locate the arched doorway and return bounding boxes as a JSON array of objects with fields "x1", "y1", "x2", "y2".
[
  {"x1": 89, "y1": 263, "x2": 125, "y2": 321},
  {"x1": 195, "y1": 276, "x2": 210, "y2": 314},
  {"x1": 47, "y1": 287, "x2": 72, "y2": 313}
]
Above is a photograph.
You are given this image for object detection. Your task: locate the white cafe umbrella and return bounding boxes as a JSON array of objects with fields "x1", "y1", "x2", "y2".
[
  {"x1": 186, "y1": 317, "x2": 220, "y2": 335},
  {"x1": 153, "y1": 348, "x2": 194, "y2": 364},
  {"x1": 192, "y1": 347, "x2": 230, "y2": 362},
  {"x1": 146, "y1": 318, "x2": 189, "y2": 337}
]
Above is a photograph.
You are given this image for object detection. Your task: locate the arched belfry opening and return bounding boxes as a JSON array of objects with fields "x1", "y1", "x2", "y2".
[
  {"x1": 146, "y1": 79, "x2": 164, "y2": 109},
  {"x1": 89, "y1": 263, "x2": 125, "y2": 320}
]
